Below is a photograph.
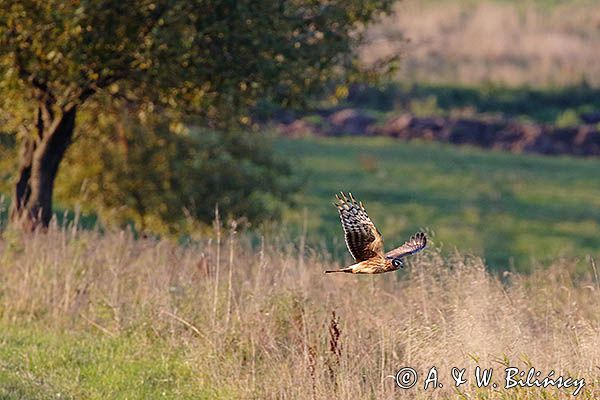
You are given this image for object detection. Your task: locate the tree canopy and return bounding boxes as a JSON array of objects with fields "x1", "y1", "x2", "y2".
[{"x1": 0, "y1": 0, "x2": 395, "y2": 231}]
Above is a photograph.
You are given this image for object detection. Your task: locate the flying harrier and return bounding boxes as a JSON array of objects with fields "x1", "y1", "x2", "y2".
[{"x1": 325, "y1": 192, "x2": 426, "y2": 274}]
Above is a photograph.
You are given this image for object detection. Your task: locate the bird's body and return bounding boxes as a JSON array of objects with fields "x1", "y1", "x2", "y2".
[
  {"x1": 326, "y1": 256, "x2": 394, "y2": 274},
  {"x1": 325, "y1": 192, "x2": 427, "y2": 274}
]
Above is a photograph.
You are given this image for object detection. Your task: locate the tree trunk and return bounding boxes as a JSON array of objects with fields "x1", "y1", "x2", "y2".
[{"x1": 10, "y1": 106, "x2": 77, "y2": 231}]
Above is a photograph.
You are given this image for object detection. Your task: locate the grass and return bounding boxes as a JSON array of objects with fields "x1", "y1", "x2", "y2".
[
  {"x1": 277, "y1": 136, "x2": 600, "y2": 272},
  {"x1": 0, "y1": 325, "x2": 215, "y2": 399},
  {"x1": 2, "y1": 133, "x2": 599, "y2": 273},
  {"x1": 1, "y1": 226, "x2": 600, "y2": 399},
  {"x1": 363, "y1": 0, "x2": 600, "y2": 86}
]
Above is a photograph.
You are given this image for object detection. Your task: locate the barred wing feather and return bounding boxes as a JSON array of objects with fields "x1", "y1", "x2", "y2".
[
  {"x1": 385, "y1": 232, "x2": 427, "y2": 259},
  {"x1": 335, "y1": 192, "x2": 384, "y2": 262}
]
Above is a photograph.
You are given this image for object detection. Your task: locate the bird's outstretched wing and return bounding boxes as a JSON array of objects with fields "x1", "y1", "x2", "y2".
[
  {"x1": 335, "y1": 192, "x2": 384, "y2": 262},
  {"x1": 385, "y1": 232, "x2": 427, "y2": 259}
]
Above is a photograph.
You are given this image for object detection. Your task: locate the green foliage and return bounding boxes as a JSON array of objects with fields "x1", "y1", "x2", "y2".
[
  {"x1": 0, "y1": 131, "x2": 15, "y2": 193},
  {"x1": 55, "y1": 110, "x2": 297, "y2": 234},
  {"x1": 408, "y1": 95, "x2": 443, "y2": 117},
  {"x1": 555, "y1": 109, "x2": 580, "y2": 128},
  {"x1": 0, "y1": 0, "x2": 394, "y2": 231},
  {"x1": 0, "y1": 0, "x2": 395, "y2": 125},
  {"x1": 277, "y1": 137, "x2": 600, "y2": 272},
  {"x1": 346, "y1": 82, "x2": 600, "y2": 123}
]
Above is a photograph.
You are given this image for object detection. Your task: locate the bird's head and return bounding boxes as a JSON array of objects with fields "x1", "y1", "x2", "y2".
[{"x1": 389, "y1": 257, "x2": 404, "y2": 269}]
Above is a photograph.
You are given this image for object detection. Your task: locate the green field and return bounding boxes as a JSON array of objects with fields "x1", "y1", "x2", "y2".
[
  {"x1": 278, "y1": 137, "x2": 600, "y2": 272},
  {"x1": 0, "y1": 324, "x2": 217, "y2": 399}
]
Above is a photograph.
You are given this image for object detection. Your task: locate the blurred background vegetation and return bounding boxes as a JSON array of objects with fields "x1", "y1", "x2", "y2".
[
  {"x1": 55, "y1": 109, "x2": 298, "y2": 235},
  {"x1": 1, "y1": 0, "x2": 600, "y2": 271},
  {"x1": 365, "y1": 0, "x2": 600, "y2": 87},
  {"x1": 279, "y1": 137, "x2": 600, "y2": 271},
  {"x1": 0, "y1": 0, "x2": 395, "y2": 230}
]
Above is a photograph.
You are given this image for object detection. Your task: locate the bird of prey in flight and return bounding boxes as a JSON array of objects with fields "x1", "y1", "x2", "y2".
[{"x1": 325, "y1": 192, "x2": 427, "y2": 274}]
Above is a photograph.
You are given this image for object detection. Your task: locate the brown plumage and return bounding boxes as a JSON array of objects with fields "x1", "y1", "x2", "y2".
[{"x1": 325, "y1": 192, "x2": 427, "y2": 274}]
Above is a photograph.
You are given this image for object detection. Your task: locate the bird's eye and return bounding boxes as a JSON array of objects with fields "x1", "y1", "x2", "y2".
[{"x1": 392, "y1": 259, "x2": 401, "y2": 267}]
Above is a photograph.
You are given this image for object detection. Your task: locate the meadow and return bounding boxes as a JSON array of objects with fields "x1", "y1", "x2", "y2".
[
  {"x1": 4, "y1": 107, "x2": 600, "y2": 399},
  {"x1": 364, "y1": 0, "x2": 600, "y2": 86},
  {"x1": 1, "y1": 225, "x2": 599, "y2": 399},
  {"x1": 2, "y1": 0, "x2": 600, "y2": 398},
  {"x1": 2, "y1": 118, "x2": 600, "y2": 399},
  {"x1": 278, "y1": 137, "x2": 600, "y2": 272}
]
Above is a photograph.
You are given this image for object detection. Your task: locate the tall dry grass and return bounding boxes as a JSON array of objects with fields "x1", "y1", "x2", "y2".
[
  {"x1": 1, "y1": 224, "x2": 599, "y2": 399},
  {"x1": 363, "y1": 0, "x2": 600, "y2": 86}
]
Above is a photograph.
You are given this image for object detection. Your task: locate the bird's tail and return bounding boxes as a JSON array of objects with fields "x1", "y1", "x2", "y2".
[{"x1": 324, "y1": 267, "x2": 353, "y2": 274}]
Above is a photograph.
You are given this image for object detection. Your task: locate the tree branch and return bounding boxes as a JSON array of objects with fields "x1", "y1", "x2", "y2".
[{"x1": 10, "y1": 33, "x2": 53, "y2": 98}]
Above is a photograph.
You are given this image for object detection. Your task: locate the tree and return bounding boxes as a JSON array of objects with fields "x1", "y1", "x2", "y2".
[
  {"x1": 55, "y1": 108, "x2": 297, "y2": 235},
  {"x1": 0, "y1": 0, "x2": 395, "y2": 230}
]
